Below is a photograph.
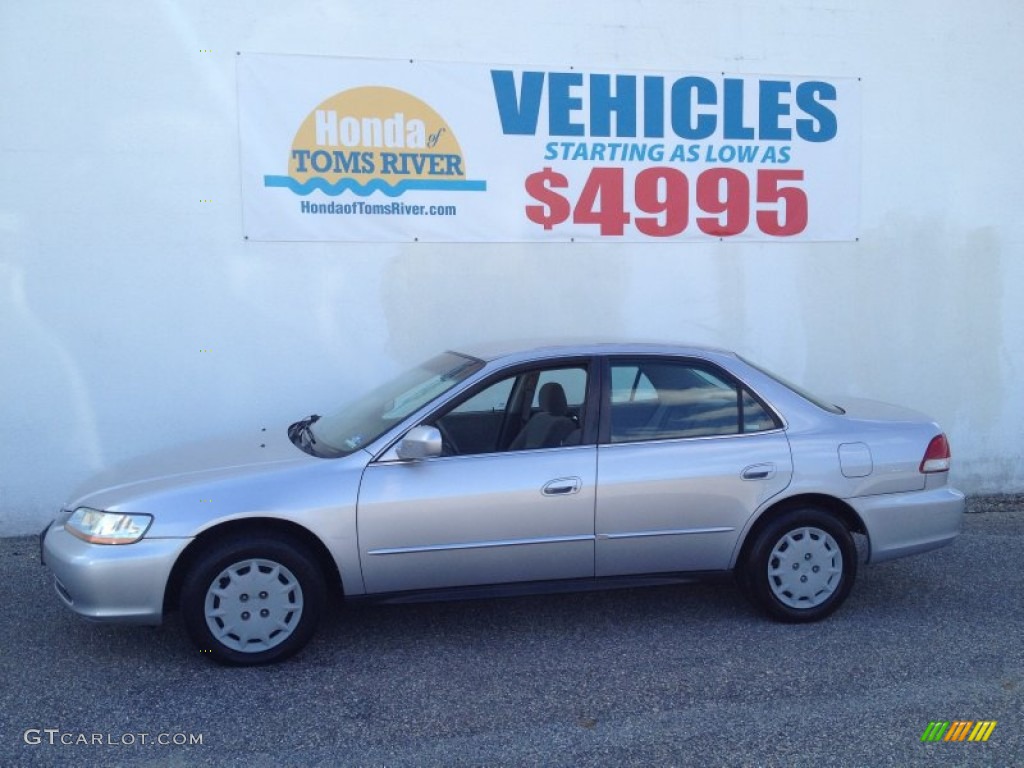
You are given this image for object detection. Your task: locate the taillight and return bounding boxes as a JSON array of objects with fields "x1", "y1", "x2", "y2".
[{"x1": 920, "y1": 434, "x2": 951, "y2": 473}]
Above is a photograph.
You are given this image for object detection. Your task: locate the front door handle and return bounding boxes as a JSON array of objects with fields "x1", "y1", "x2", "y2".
[
  {"x1": 742, "y1": 463, "x2": 776, "y2": 480},
  {"x1": 542, "y1": 477, "x2": 582, "y2": 496}
]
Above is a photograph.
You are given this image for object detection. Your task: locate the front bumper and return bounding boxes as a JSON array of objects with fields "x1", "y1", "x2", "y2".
[
  {"x1": 850, "y1": 486, "x2": 966, "y2": 564},
  {"x1": 42, "y1": 523, "x2": 191, "y2": 625}
]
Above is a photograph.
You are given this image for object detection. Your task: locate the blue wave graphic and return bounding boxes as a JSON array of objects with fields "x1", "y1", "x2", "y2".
[{"x1": 264, "y1": 176, "x2": 487, "y2": 197}]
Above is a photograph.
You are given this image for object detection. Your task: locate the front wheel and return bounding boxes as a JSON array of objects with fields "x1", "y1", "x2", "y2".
[
  {"x1": 181, "y1": 535, "x2": 326, "y2": 665},
  {"x1": 740, "y1": 508, "x2": 856, "y2": 622}
]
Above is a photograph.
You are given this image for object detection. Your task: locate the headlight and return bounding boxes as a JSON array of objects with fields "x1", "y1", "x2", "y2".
[{"x1": 64, "y1": 508, "x2": 153, "y2": 545}]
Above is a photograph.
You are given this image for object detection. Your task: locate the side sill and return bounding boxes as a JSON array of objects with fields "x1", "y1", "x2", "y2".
[{"x1": 348, "y1": 571, "x2": 734, "y2": 606}]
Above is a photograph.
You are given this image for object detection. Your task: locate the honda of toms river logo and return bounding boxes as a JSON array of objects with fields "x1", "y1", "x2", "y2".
[{"x1": 263, "y1": 86, "x2": 486, "y2": 198}]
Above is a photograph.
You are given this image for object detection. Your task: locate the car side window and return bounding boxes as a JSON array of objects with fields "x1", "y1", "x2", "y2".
[
  {"x1": 452, "y1": 377, "x2": 514, "y2": 415},
  {"x1": 742, "y1": 389, "x2": 776, "y2": 433},
  {"x1": 534, "y1": 368, "x2": 587, "y2": 409},
  {"x1": 434, "y1": 365, "x2": 588, "y2": 456},
  {"x1": 610, "y1": 365, "x2": 658, "y2": 403},
  {"x1": 608, "y1": 360, "x2": 778, "y2": 443}
]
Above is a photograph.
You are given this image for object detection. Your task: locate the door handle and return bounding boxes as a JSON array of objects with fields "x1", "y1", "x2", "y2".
[
  {"x1": 542, "y1": 477, "x2": 582, "y2": 496},
  {"x1": 742, "y1": 463, "x2": 776, "y2": 480}
]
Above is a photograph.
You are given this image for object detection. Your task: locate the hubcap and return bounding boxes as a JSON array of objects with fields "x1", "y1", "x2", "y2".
[
  {"x1": 767, "y1": 527, "x2": 843, "y2": 609},
  {"x1": 204, "y1": 559, "x2": 304, "y2": 652}
]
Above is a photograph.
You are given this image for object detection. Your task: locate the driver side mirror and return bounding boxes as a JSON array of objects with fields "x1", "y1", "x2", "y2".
[{"x1": 396, "y1": 425, "x2": 443, "y2": 460}]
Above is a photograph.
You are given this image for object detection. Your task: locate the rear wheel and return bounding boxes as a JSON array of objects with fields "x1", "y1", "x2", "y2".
[
  {"x1": 181, "y1": 536, "x2": 325, "y2": 665},
  {"x1": 741, "y1": 508, "x2": 856, "y2": 622}
]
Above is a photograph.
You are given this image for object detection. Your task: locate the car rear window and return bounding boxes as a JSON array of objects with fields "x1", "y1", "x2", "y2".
[{"x1": 738, "y1": 356, "x2": 845, "y2": 415}]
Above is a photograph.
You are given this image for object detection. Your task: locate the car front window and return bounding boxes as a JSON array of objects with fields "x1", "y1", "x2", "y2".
[{"x1": 307, "y1": 352, "x2": 483, "y2": 456}]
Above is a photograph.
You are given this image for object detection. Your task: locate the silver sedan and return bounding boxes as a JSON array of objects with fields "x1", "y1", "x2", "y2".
[{"x1": 42, "y1": 343, "x2": 965, "y2": 665}]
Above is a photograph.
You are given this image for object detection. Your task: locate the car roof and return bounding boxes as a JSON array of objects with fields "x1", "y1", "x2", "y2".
[{"x1": 452, "y1": 339, "x2": 737, "y2": 364}]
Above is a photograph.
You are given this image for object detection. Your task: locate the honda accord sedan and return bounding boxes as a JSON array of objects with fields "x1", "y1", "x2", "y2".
[{"x1": 41, "y1": 342, "x2": 965, "y2": 665}]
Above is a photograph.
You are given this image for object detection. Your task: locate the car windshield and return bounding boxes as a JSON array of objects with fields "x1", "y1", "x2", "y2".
[
  {"x1": 307, "y1": 352, "x2": 484, "y2": 457},
  {"x1": 739, "y1": 356, "x2": 845, "y2": 415}
]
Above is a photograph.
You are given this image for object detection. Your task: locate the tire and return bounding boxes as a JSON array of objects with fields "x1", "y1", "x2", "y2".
[
  {"x1": 181, "y1": 535, "x2": 326, "y2": 665},
  {"x1": 740, "y1": 508, "x2": 856, "y2": 622}
]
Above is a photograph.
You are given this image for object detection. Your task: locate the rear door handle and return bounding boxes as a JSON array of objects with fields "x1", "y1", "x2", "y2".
[
  {"x1": 542, "y1": 477, "x2": 582, "y2": 496},
  {"x1": 742, "y1": 463, "x2": 776, "y2": 480}
]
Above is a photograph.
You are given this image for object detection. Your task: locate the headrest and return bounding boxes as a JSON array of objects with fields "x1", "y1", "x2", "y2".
[{"x1": 538, "y1": 382, "x2": 569, "y2": 416}]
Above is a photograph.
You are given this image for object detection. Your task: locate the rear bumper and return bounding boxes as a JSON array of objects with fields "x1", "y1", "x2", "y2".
[
  {"x1": 42, "y1": 523, "x2": 190, "y2": 625},
  {"x1": 849, "y1": 486, "x2": 965, "y2": 564}
]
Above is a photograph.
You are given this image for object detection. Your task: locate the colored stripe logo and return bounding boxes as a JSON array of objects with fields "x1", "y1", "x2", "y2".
[{"x1": 921, "y1": 721, "x2": 997, "y2": 742}]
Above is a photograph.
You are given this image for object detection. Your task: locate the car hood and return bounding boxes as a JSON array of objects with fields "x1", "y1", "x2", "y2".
[{"x1": 65, "y1": 426, "x2": 313, "y2": 510}]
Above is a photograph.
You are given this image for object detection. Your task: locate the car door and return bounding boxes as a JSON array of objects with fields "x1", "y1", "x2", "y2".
[
  {"x1": 595, "y1": 357, "x2": 793, "y2": 577},
  {"x1": 357, "y1": 361, "x2": 599, "y2": 594}
]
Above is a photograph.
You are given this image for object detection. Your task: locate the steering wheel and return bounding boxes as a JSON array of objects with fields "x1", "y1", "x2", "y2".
[{"x1": 434, "y1": 420, "x2": 460, "y2": 456}]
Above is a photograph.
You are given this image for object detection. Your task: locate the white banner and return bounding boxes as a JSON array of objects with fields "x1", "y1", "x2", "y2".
[{"x1": 238, "y1": 54, "x2": 860, "y2": 242}]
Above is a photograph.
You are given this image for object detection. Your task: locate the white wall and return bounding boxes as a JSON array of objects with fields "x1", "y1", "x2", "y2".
[{"x1": 2, "y1": 0, "x2": 1022, "y2": 534}]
